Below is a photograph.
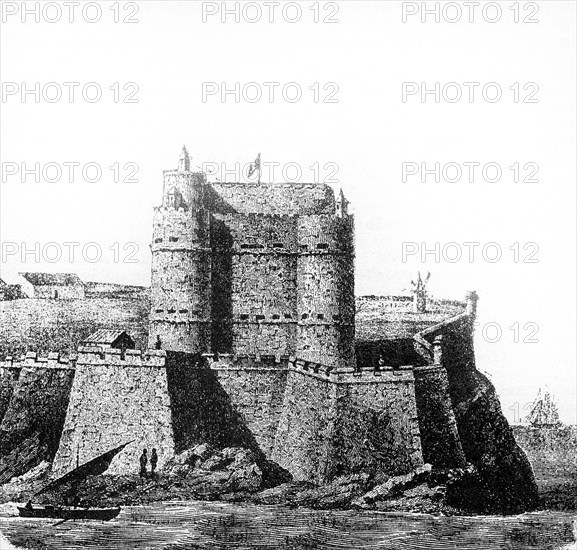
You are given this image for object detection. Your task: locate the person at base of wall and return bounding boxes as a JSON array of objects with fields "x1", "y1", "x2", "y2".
[
  {"x1": 139, "y1": 449, "x2": 148, "y2": 478},
  {"x1": 150, "y1": 448, "x2": 158, "y2": 477}
]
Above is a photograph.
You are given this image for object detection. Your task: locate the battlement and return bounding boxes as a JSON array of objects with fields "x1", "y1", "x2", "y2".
[
  {"x1": 76, "y1": 347, "x2": 167, "y2": 367},
  {"x1": 356, "y1": 295, "x2": 466, "y2": 315},
  {"x1": 287, "y1": 357, "x2": 414, "y2": 384},
  {"x1": 0, "y1": 351, "x2": 77, "y2": 370},
  {"x1": 209, "y1": 181, "x2": 327, "y2": 190},
  {"x1": 203, "y1": 352, "x2": 290, "y2": 370},
  {"x1": 219, "y1": 212, "x2": 300, "y2": 221},
  {"x1": 163, "y1": 170, "x2": 207, "y2": 183},
  {"x1": 153, "y1": 205, "x2": 191, "y2": 216}
]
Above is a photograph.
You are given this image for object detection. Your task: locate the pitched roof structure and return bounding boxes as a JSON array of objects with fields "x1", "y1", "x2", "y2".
[{"x1": 83, "y1": 329, "x2": 134, "y2": 346}]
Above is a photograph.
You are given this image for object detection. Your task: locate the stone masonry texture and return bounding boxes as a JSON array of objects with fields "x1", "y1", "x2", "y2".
[{"x1": 0, "y1": 151, "x2": 536, "y2": 508}]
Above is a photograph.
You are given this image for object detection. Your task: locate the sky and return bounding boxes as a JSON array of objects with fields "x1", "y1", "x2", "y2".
[{"x1": 0, "y1": 0, "x2": 575, "y2": 423}]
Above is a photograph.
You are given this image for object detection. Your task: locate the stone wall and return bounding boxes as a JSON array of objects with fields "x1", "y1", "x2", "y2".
[
  {"x1": 205, "y1": 354, "x2": 289, "y2": 457},
  {"x1": 208, "y1": 182, "x2": 335, "y2": 215},
  {"x1": 209, "y1": 211, "x2": 356, "y2": 365},
  {"x1": 0, "y1": 365, "x2": 21, "y2": 425},
  {"x1": 296, "y1": 215, "x2": 355, "y2": 369},
  {"x1": 413, "y1": 365, "x2": 466, "y2": 468},
  {"x1": 334, "y1": 367, "x2": 423, "y2": 479},
  {"x1": 51, "y1": 347, "x2": 174, "y2": 477},
  {"x1": 273, "y1": 360, "x2": 424, "y2": 483},
  {"x1": 32, "y1": 285, "x2": 85, "y2": 300},
  {"x1": 150, "y1": 160, "x2": 356, "y2": 375},
  {"x1": 0, "y1": 353, "x2": 75, "y2": 481},
  {"x1": 149, "y1": 174, "x2": 212, "y2": 353},
  {"x1": 272, "y1": 361, "x2": 338, "y2": 482},
  {"x1": 51, "y1": 349, "x2": 277, "y2": 478},
  {"x1": 212, "y1": 214, "x2": 299, "y2": 356},
  {"x1": 164, "y1": 352, "x2": 267, "y2": 457}
]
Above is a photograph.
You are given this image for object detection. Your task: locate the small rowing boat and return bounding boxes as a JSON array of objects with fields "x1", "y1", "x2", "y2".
[
  {"x1": 18, "y1": 504, "x2": 120, "y2": 521},
  {"x1": 17, "y1": 440, "x2": 132, "y2": 521}
]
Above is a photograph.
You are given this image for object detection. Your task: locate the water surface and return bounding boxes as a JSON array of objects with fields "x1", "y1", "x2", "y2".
[{"x1": 1, "y1": 501, "x2": 575, "y2": 549}]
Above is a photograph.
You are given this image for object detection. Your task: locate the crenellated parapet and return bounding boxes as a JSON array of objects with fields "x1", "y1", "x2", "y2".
[
  {"x1": 0, "y1": 351, "x2": 77, "y2": 371},
  {"x1": 287, "y1": 357, "x2": 414, "y2": 384},
  {"x1": 76, "y1": 346, "x2": 166, "y2": 367},
  {"x1": 203, "y1": 352, "x2": 290, "y2": 370},
  {"x1": 51, "y1": 346, "x2": 175, "y2": 478}
]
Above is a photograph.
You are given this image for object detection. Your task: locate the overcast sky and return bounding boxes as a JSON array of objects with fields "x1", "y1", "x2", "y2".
[{"x1": 0, "y1": 1, "x2": 575, "y2": 423}]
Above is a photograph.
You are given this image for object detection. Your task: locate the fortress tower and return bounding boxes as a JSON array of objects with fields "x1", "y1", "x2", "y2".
[
  {"x1": 150, "y1": 148, "x2": 355, "y2": 370},
  {"x1": 296, "y1": 214, "x2": 355, "y2": 368},
  {"x1": 149, "y1": 147, "x2": 212, "y2": 352}
]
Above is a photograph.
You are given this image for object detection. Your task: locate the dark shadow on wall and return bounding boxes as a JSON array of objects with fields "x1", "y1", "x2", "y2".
[
  {"x1": 0, "y1": 368, "x2": 74, "y2": 482},
  {"x1": 0, "y1": 368, "x2": 21, "y2": 426},
  {"x1": 165, "y1": 352, "x2": 264, "y2": 459},
  {"x1": 210, "y1": 217, "x2": 233, "y2": 353},
  {"x1": 203, "y1": 184, "x2": 239, "y2": 215},
  {"x1": 356, "y1": 339, "x2": 429, "y2": 369}
]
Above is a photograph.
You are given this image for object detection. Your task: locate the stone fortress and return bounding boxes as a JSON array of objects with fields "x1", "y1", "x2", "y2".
[{"x1": 2, "y1": 147, "x2": 533, "y2": 510}]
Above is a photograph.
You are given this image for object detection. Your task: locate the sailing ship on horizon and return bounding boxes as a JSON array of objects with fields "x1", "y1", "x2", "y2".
[{"x1": 524, "y1": 389, "x2": 562, "y2": 427}]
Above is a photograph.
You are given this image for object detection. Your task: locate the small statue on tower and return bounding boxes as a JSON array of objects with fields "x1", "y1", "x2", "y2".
[{"x1": 247, "y1": 153, "x2": 261, "y2": 183}]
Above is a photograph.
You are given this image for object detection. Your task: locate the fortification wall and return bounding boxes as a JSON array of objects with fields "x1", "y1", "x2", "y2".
[
  {"x1": 356, "y1": 295, "x2": 466, "y2": 315},
  {"x1": 33, "y1": 285, "x2": 85, "y2": 300},
  {"x1": 272, "y1": 361, "x2": 338, "y2": 482},
  {"x1": 413, "y1": 365, "x2": 466, "y2": 468},
  {"x1": 51, "y1": 348, "x2": 174, "y2": 477},
  {"x1": 0, "y1": 353, "x2": 76, "y2": 481},
  {"x1": 333, "y1": 366, "x2": 423, "y2": 479},
  {"x1": 204, "y1": 354, "x2": 289, "y2": 457},
  {"x1": 273, "y1": 360, "x2": 423, "y2": 483},
  {"x1": 0, "y1": 364, "x2": 21, "y2": 425}
]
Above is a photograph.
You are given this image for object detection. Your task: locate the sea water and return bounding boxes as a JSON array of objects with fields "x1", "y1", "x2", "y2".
[{"x1": 0, "y1": 501, "x2": 576, "y2": 550}]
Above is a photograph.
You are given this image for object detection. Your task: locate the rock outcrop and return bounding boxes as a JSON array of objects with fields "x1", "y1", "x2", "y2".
[{"x1": 440, "y1": 326, "x2": 539, "y2": 514}]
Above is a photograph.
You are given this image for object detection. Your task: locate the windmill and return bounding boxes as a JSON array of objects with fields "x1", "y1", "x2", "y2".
[{"x1": 410, "y1": 271, "x2": 430, "y2": 313}]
